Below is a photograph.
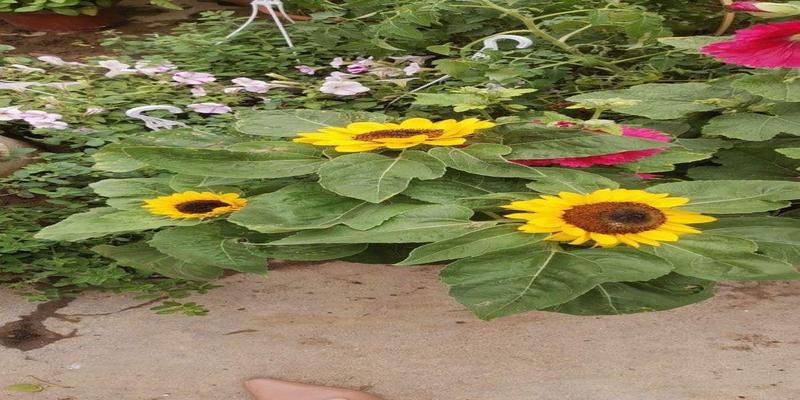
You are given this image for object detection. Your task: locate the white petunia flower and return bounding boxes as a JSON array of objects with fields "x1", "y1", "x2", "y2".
[
  {"x1": 319, "y1": 80, "x2": 370, "y2": 96},
  {"x1": 0, "y1": 106, "x2": 23, "y2": 121},
  {"x1": 98, "y1": 60, "x2": 137, "y2": 78},
  {"x1": 9, "y1": 64, "x2": 46, "y2": 73},
  {"x1": 188, "y1": 102, "x2": 232, "y2": 114}
]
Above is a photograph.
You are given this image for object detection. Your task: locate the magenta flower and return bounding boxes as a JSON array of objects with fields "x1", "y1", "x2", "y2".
[
  {"x1": 509, "y1": 121, "x2": 671, "y2": 168},
  {"x1": 701, "y1": 21, "x2": 800, "y2": 68},
  {"x1": 172, "y1": 71, "x2": 216, "y2": 85},
  {"x1": 634, "y1": 173, "x2": 662, "y2": 180},
  {"x1": 728, "y1": 2, "x2": 800, "y2": 17},
  {"x1": 188, "y1": 103, "x2": 232, "y2": 114}
]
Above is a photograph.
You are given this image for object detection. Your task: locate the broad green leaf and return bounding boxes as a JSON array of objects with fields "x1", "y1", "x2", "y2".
[
  {"x1": 93, "y1": 242, "x2": 223, "y2": 281},
  {"x1": 645, "y1": 235, "x2": 800, "y2": 281},
  {"x1": 688, "y1": 148, "x2": 800, "y2": 180},
  {"x1": 246, "y1": 242, "x2": 368, "y2": 261},
  {"x1": 4, "y1": 383, "x2": 45, "y2": 393},
  {"x1": 548, "y1": 273, "x2": 715, "y2": 315},
  {"x1": 657, "y1": 35, "x2": 729, "y2": 52},
  {"x1": 647, "y1": 180, "x2": 800, "y2": 214},
  {"x1": 167, "y1": 175, "x2": 258, "y2": 192},
  {"x1": 441, "y1": 245, "x2": 674, "y2": 319},
  {"x1": 121, "y1": 146, "x2": 324, "y2": 178},
  {"x1": 318, "y1": 150, "x2": 445, "y2": 203},
  {"x1": 90, "y1": 177, "x2": 174, "y2": 210},
  {"x1": 92, "y1": 144, "x2": 145, "y2": 172},
  {"x1": 428, "y1": 144, "x2": 618, "y2": 194},
  {"x1": 705, "y1": 217, "x2": 800, "y2": 264},
  {"x1": 225, "y1": 140, "x2": 323, "y2": 155},
  {"x1": 731, "y1": 70, "x2": 800, "y2": 102},
  {"x1": 269, "y1": 204, "x2": 493, "y2": 245},
  {"x1": 777, "y1": 147, "x2": 800, "y2": 159},
  {"x1": 149, "y1": 223, "x2": 267, "y2": 274},
  {"x1": 235, "y1": 109, "x2": 389, "y2": 137},
  {"x1": 35, "y1": 208, "x2": 199, "y2": 242},
  {"x1": 402, "y1": 171, "x2": 529, "y2": 205},
  {"x1": 702, "y1": 111, "x2": 800, "y2": 141},
  {"x1": 398, "y1": 224, "x2": 547, "y2": 265},
  {"x1": 567, "y1": 83, "x2": 742, "y2": 119},
  {"x1": 228, "y1": 183, "x2": 417, "y2": 233},
  {"x1": 621, "y1": 147, "x2": 713, "y2": 173}
]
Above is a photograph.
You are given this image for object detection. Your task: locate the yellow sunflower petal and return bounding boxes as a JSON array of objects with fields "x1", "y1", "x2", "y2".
[
  {"x1": 649, "y1": 196, "x2": 690, "y2": 208},
  {"x1": 399, "y1": 118, "x2": 434, "y2": 129},
  {"x1": 345, "y1": 122, "x2": 391, "y2": 133},
  {"x1": 590, "y1": 232, "x2": 619, "y2": 246},
  {"x1": 616, "y1": 235, "x2": 641, "y2": 248}
]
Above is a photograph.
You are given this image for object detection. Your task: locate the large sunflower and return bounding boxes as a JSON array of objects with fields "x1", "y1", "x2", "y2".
[
  {"x1": 292, "y1": 117, "x2": 495, "y2": 152},
  {"x1": 503, "y1": 189, "x2": 716, "y2": 248},
  {"x1": 143, "y1": 191, "x2": 247, "y2": 219}
]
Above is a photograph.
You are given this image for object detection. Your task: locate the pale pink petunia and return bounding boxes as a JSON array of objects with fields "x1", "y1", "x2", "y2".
[
  {"x1": 0, "y1": 106, "x2": 23, "y2": 121},
  {"x1": 403, "y1": 62, "x2": 421, "y2": 76},
  {"x1": 188, "y1": 102, "x2": 232, "y2": 114},
  {"x1": 231, "y1": 77, "x2": 271, "y2": 93},
  {"x1": 9, "y1": 64, "x2": 45, "y2": 73},
  {"x1": 509, "y1": 121, "x2": 671, "y2": 168},
  {"x1": 191, "y1": 87, "x2": 208, "y2": 97},
  {"x1": 295, "y1": 65, "x2": 318, "y2": 75},
  {"x1": 346, "y1": 57, "x2": 373, "y2": 74},
  {"x1": 20, "y1": 110, "x2": 62, "y2": 122},
  {"x1": 98, "y1": 60, "x2": 136, "y2": 78},
  {"x1": 83, "y1": 107, "x2": 105, "y2": 116},
  {"x1": 37, "y1": 55, "x2": 86, "y2": 67},
  {"x1": 172, "y1": 71, "x2": 216, "y2": 85},
  {"x1": 135, "y1": 61, "x2": 177, "y2": 76},
  {"x1": 29, "y1": 119, "x2": 68, "y2": 129},
  {"x1": 330, "y1": 57, "x2": 345, "y2": 68},
  {"x1": 319, "y1": 80, "x2": 370, "y2": 96},
  {"x1": 701, "y1": 21, "x2": 800, "y2": 68}
]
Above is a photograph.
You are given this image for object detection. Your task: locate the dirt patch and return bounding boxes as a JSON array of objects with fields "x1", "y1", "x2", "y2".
[{"x1": 0, "y1": 297, "x2": 78, "y2": 351}]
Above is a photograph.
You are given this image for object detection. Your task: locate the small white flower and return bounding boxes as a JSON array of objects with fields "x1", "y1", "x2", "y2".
[
  {"x1": 29, "y1": 119, "x2": 69, "y2": 129},
  {"x1": 98, "y1": 60, "x2": 137, "y2": 78},
  {"x1": 0, "y1": 106, "x2": 23, "y2": 121},
  {"x1": 295, "y1": 65, "x2": 318, "y2": 75},
  {"x1": 83, "y1": 107, "x2": 105, "y2": 116},
  {"x1": 320, "y1": 80, "x2": 370, "y2": 96},
  {"x1": 173, "y1": 72, "x2": 216, "y2": 85},
  {"x1": 37, "y1": 55, "x2": 86, "y2": 67},
  {"x1": 191, "y1": 87, "x2": 208, "y2": 97},
  {"x1": 9, "y1": 64, "x2": 46, "y2": 73},
  {"x1": 403, "y1": 62, "x2": 421, "y2": 76},
  {"x1": 135, "y1": 61, "x2": 176, "y2": 76},
  {"x1": 20, "y1": 110, "x2": 62, "y2": 122},
  {"x1": 330, "y1": 57, "x2": 345, "y2": 68},
  {"x1": 231, "y1": 77, "x2": 271, "y2": 93},
  {"x1": 188, "y1": 102, "x2": 232, "y2": 114},
  {"x1": 0, "y1": 81, "x2": 36, "y2": 91},
  {"x1": 223, "y1": 87, "x2": 244, "y2": 94}
]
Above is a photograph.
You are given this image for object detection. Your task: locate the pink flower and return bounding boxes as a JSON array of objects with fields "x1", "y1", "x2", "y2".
[
  {"x1": 20, "y1": 110, "x2": 62, "y2": 122},
  {"x1": 37, "y1": 55, "x2": 86, "y2": 67},
  {"x1": 700, "y1": 21, "x2": 800, "y2": 68},
  {"x1": 346, "y1": 57, "x2": 373, "y2": 74},
  {"x1": 295, "y1": 65, "x2": 318, "y2": 75},
  {"x1": 509, "y1": 122, "x2": 671, "y2": 168},
  {"x1": 319, "y1": 80, "x2": 370, "y2": 96},
  {"x1": 634, "y1": 173, "x2": 662, "y2": 180},
  {"x1": 191, "y1": 87, "x2": 208, "y2": 97},
  {"x1": 728, "y1": 2, "x2": 761, "y2": 12},
  {"x1": 188, "y1": 103, "x2": 232, "y2": 114},
  {"x1": 172, "y1": 71, "x2": 216, "y2": 85},
  {"x1": 10, "y1": 64, "x2": 45, "y2": 73},
  {"x1": 135, "y1": 61, "x2": 176, "y2": 76},
  {"x1": 0, "y1": 106, "x2": 22, "y2": 121},
  {"x1": 98, "y1": 60, "x2": 136, "y2": 78},
  {"x1": 231, "y1": 77, "x2": 271, "y2": 93},
  {"x1": 83, "y1": 107, "x2": 105, "y2": 116},
  {"x1": 403, "y1": 62, "x2": 421, "y2": 76}
]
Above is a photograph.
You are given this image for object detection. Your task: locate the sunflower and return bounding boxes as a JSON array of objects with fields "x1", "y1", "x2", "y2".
[
  {"x1": 143, "y1": 191, "x2": 247, "y2": 219},
  {"x1": 503, "y1": 189, "x2": 716, "y2": 248},
  {"x1": 292, "y1": 117, "x2": 495, "y2": 152}
]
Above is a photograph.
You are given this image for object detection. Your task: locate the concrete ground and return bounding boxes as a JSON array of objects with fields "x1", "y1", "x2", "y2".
[{"x1": 2, "y1": 262, "x2": 799, "y2": 400}]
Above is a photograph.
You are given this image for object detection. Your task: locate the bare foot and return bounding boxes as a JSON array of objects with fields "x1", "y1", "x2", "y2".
[{"x1": 244, "y1": 378, "x2": 382, "y2": 400}]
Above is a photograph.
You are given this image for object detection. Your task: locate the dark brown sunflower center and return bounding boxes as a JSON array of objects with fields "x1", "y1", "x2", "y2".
[
  {"x1": 354, "y1": 128, "x2": 444, "y2": 141},
  {"x1": 562, "y1": 202, "x2": 666, "y2": 234},
  {"x1": 174, "y1": 200, "x2": 231, "y2": 214}
]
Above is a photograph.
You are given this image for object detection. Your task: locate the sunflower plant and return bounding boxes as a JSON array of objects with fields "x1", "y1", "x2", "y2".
[{"x1": 33, "y1": 108, "x2": 800, "y2": 319}]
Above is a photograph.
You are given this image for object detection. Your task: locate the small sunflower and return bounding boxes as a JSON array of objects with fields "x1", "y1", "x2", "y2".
[
  {"x1": 143, "y1": 191, "x2": 247, "y2": 219},
  {"x1": 503, "y1": 188, "x2": 717, "y2": 248},
  {"x1": 292, "y1": 117, "x2": 495, "y2": 152}
]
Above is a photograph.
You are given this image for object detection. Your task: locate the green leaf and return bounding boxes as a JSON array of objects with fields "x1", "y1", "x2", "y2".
[
  {"x1": 657, "y1": 36, "x2": 729, "y2": 52},
  {"x1": 688, "y1": 148, "x2": 800, "y2": 180},
  {"x1": 646, "y1": 180, "x2": 800, "y2": 214},
  {"x1": 548, "y1": 273, "x2": 715, "y2": 316},
  {"x1": 398, "y1": 224, "x2": 547, "y2": 265},
  {"x1": 505, "y1": 128, "x2": 671, "y2": 159},
  {"x1": 402, "y1": 171, "x2": 529, "y2": 205},
  {"x1": 269, "y1": 204, "x2": 493, "y2": 245},
  {"x1": 121, "y1": 146, "x2": 324, "y2": 178},
  {"x1": 246, "y1": 242, "x2": 368, "y2": 261},
  {"x1": 93, "y1": 243, "x2": 223, "y2": 281},
  {"x1": 228, "y1": 183, "x2": 418, "y2": 233},
  {"x1": 90, "y1": 177, "x2": 174, "y2": 210},
  {"x1": 318, "y1": 150, "x2": 445, "y2": 203},
  {"x1": 702, "y1": 111, "x2": 800, "y2": 141},
  {"x1": 705, "y1": 217, "x2": 800, "y2": 264},
  {"x1": 567, "y1": 83, "x2": 742, "y2": 119},
  {"x1": 35, "y1": 208, "x2": 199, "y2": 242},
  {"x1": 645, "y1": 235, "x2": 800, "y2": 281},
  {"x1": 92, "y1": 144, "x2": 146, "y2": 173},
  {"x1": 149, "y1": 223, "x2": 267, "y2": 274},
  {"x1": 234, "y1": 109, "x2": 389, "y2": 137},
  {"x1": 428, "y1": 144, "x2": 618, "y2": 193},
  {"x1": 4, "y1": 383, "x2": 45, "y2": 393},
  {"x1": 777, "y1": 147, "x2": 800, "y2": 159},
  {"x1": 731, "y1": 70, "x2": 800, "y2": 102}
]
